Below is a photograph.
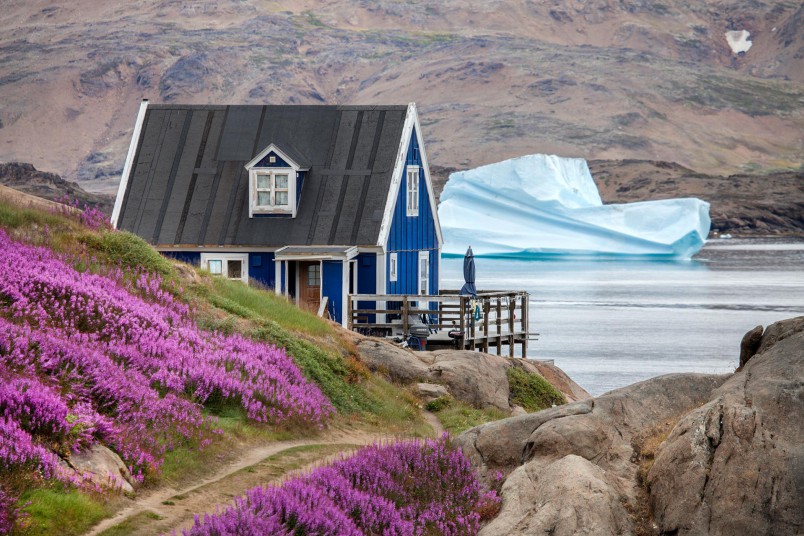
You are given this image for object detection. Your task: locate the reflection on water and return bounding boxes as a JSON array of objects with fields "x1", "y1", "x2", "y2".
[{"x1": 441, "y1": 239, "x2": 804, "y2": 396}]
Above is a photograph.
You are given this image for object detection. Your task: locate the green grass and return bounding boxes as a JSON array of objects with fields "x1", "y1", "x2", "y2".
[
  {"x1": 204, "y1": 277, "x2": 334, "y2": 338},
  {"x1": 78, "y1": 230, "x2": 174, "y2": 276},
  {"x1": 19, "y1": 487, "x2": 110, "y2": 536},
  {"x1": 507, "y1": 367, "x2": 567, "y2": 412},
  {"x1": 426, "y1": 396, "x2": 507, "y2": 435}
]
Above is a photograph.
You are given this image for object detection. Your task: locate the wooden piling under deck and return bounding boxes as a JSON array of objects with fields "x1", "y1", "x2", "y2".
[{"x1": 347, "y1": 290, "x2": 530, "y2": 356}]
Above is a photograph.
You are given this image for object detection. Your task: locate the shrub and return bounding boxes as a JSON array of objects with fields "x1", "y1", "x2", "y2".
[
  {"x1": 507, "y1": 366, "x2": 566, "y2": 412},
  {"x1": 185, "y1": 435, "x2": 499, "y2": 536}
]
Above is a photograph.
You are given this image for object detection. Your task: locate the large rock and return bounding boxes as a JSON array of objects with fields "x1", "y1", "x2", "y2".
[
  {"x1": 647, "y1": 318, "x2": 804, "y2": 536},
  {"x1": 356, "y1": 337, "x2": 590, "y2": 411},
  {"x1": 65, "y1": 443, "x2": 136, "y2": 493},
  {"x1": 481, "y1": 455, "x2": 631, "y2": 536},
  {"x1": 459, "y1": 316, "x2": 804, "y2": 536},
  {"x1": 426, "y1": 350, "x2": 512, "y2": 411},
  {"x1": 356, "y1": 340, "x2": 430, "y2": 384}
]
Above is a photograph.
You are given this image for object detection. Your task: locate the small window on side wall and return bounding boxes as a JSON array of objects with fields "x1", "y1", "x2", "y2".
[
  {"x1": 389, "y1": 253, "x2": 397, "y2": 282},
  {"x1": 418, "y1": 251, "x2": 429, "y2": 295},
  {"x1": 406, "y1": 165, "x2": 420, "y2": 217}
]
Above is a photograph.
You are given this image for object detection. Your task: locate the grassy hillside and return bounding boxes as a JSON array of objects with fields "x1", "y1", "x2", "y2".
[{"x1": 0, "y1": 197, "x2": 430, "y2": 534}]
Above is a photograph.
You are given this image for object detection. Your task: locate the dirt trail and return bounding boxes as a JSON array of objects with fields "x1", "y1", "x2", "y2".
[
  {"x1": 85, "y1": 428, "x2": 393, "y2": 536},
  {"x1": 423, "y1": 410, "x2": 446, "y2": 436}
]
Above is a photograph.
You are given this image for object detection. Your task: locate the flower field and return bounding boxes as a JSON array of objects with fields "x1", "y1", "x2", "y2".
[
  {"x1": 186, "y1": 435, "x2": 500, "y2": 536},
  {"x1": 0, "y1": 228, "x2": 332, "y2": 531}
]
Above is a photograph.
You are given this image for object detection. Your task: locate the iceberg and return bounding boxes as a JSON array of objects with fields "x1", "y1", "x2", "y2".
[{"x1": 438, "y1": 154, "x2": 710, "y2": 259}]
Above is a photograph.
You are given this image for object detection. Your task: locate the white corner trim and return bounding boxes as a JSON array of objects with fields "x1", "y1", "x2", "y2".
[
  {"x1": 377, "y1": 103, "x2": 416, "y2": 248},
  {"x1": 111, "y1": 100, "x2": 149, "y2": 229},
  {"x1": 341, "y1": 258, "x2": 349, "y2": 326},
  {"x1": 412, "y1": 106, "x2": 444, "y2": 247}
]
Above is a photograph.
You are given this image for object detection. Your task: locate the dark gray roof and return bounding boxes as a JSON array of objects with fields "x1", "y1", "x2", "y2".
[{"x1": 116, "y1": 104, "x2": 408, "y2": 247}]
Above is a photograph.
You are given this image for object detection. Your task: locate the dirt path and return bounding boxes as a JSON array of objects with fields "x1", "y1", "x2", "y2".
[
  {"x1": 85, "y1": 429, "x2": 391, "y2": 536},
  {"x1": 423, "y1": 410, "x2": 446, "y2": 436}
]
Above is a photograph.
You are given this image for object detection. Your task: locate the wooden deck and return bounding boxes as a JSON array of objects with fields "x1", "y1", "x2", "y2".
[{"x1": 347, "y1": 290, "x2": 530, "y2": 357}]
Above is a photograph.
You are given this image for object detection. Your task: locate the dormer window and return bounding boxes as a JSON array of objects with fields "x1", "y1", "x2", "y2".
[
  {"x1": 245, "y1": 143, "x2": 309, "y2": 218},
  {"x1": 255, "y1": 171, "x2": 290, "y2": 209}
]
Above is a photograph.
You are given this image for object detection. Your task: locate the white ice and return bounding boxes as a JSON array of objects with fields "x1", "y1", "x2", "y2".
[
  {"x1": 438, "y1": 154, "x2": 711, "y2": 259},
  {"x1": 725, "y1": 30, "x2": 752, "y2": 55}
]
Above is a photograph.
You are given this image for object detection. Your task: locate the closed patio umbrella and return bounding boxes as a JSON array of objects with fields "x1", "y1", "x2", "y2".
[{"x1": 459, "y1": 246, "x2": 477, "y2": 297}]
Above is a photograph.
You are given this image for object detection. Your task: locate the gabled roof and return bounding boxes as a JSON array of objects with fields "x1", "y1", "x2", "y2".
[{"x1": 114, "y1": 104, "x2": 409, "y2": 248}]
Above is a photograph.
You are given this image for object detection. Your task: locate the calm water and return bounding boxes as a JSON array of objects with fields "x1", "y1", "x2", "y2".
[{"x1": 441, "y1": 239, "x2": 804, "y2": 396}]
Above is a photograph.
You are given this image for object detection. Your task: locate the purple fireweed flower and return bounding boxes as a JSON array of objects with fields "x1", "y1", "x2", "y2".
[
  {"x1": 185, "y1": 436, "x2": 499, "y2": 536},
  {"x1": 0, "y1": 229, "x2": 333, "y2": 492}
]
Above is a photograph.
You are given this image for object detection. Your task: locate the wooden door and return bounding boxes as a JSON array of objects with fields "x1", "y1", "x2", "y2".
[{"x1": 298, "y1": 261, "x2": 321, "y2": 313}]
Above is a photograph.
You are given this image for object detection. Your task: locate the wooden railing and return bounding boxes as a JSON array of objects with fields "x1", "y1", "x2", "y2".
[{"x1": 347, "y1": 290, "x2": 530, "y2": 357}]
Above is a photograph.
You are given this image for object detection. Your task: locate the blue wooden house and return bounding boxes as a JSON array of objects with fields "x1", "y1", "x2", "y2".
[{"x1": 112, "y1": 101, "x2": 443, "y2": 326}]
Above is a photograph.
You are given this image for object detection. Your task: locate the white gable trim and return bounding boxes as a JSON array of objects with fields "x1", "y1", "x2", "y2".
[
  {"x1": 111, "y1": 99, "x2": 149, "y2": 229},
  {"x1": 412, "y1": 107, "x2": 444, "y2": 247},
  {"x1": 376, "y1": 103, "x2": 443, "y2": 249},
  {"x1": 245, "y1": 143, "x2": 309, "y2": 171}
]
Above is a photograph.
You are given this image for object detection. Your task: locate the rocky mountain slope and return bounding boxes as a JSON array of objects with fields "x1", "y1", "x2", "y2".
[
  {"x1": 457, "y1": 316, "x2": 804, "y2": 535},
  {"x1": 0, "y1": 0, "x2": 801, "y2": 195}
]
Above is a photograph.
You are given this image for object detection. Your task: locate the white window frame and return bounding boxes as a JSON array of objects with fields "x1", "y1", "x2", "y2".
[
  {"x1": 251, "y1": 169, "x2": 295, "y2": 216},
  {"x1": 406, "y1": 165, "x2": 420, "y2": 217},
  {"x1": 418, "y1": 251, "x2": 429, "y2": 295},
  {"x1": 200, "y1": 253, "x2": 249, "y2": 283},
  {"x1": 389, "y1": 253, "x2": 398, "y2": 282}
]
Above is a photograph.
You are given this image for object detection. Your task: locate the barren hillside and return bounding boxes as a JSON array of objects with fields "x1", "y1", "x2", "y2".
[{"x1": 0, "y1": 0, "x2": 801, "y2": 194}]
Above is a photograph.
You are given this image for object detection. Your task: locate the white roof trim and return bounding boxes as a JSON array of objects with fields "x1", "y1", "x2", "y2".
[
  {"x1": 377, "y1": 103, "x2": 416, "y2": 248},
  {"x1": 111, "y1": 100, "x2": 149, "y2": 229},
  {"x1": 274, "y1": 245, "x2": 358, "y2": 262},
  {"x1": 413, "y1": 106, "x2": 444, "y2": 247},
  {"x1": 244, "y1": 143, "x2": 309, "y2": 171},
  {"x1": 376, "y1": 103, "x2": 443, "y2": 248}
]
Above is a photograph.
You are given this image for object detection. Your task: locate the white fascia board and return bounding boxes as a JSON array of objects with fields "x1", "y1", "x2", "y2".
[
  {"x1": 156, "y1": 246, "x2": 280, "y2": 253},
  {"x1": 274, "y1": 246, "x2": 359, "y2": 262},
  {"x1": 111, "y1": 100, "x2": 149, "y2": 229},
  {"x1": 244, "y1": 143, "x2": 308, "y2": 171},
  {"x1": 412, "y1": 106, "x2": 444, "y2": 247},
  {"x1": 377, "y1": 103, "x2": 417, "y2": 248}
]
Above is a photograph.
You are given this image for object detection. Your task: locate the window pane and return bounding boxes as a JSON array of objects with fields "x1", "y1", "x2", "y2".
[
  {"x1": 308, "y1": 264, "x2": 320, "y2": 286},
  {"x1": 228, "y1": 260, "x2": 242, "y2": 279},
  {"x1": 257, "y1": 191, "x2": 271, "y2": 206},
  {"x1": 256, "y1": 175, "x2": 271, "y2": 189},
  {"x1": 208, "y1": 260, "x2": 222, "y2": 274},
  {"x1": 275, "y1": 191, "x2": 289, "y2": 206},
  {"x1": 275, "y1": 174, "x2": 289, "y2": 189}
]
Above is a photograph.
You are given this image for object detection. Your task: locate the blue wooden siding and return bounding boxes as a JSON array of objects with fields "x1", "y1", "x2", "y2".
[
  {"x1": 160, "y1": 251, "x2": 279, "y2": 290},
  {"x1": 356, "y1": 253, "x2": 377, "y2": 323},
  {"x1": 161, "y1": 251, "x2": 201, "y2": 266},
  {"x1": 249, "y1": 252, "x2": 275, "y2": 288},
  {"x1": 322, "y1": 260, "x2": 343, "y2": 324},
  {"x1": 254, "y1": 150, "x2": 291, "y2": 168},
  {"x1": 385, "y1": 128, "x2": 439, "y2": 295}
]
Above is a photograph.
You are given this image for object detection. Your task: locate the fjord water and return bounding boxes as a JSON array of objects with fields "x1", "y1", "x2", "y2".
[{"x1": 441, "y1": 239, "x2": 804, "y2": 396}]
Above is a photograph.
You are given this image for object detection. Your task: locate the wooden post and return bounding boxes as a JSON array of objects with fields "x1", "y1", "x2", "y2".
[
  {"x1": 521, "y1": 292, "x2": 528, "y2": 358},
  {"x1": 469, "y1": 298, "x2": 476, "y2": 351},
  {"x1": 402, "y1": 296, "x2": 409, "y2": 337},
  {"x1": 347, "y1": 295, "x2": 353, "y2": 331},
  {"x1": 496, "y1": 297, "x2": 502, "y2": 356},
  {"x1": 482, "y1": 299, "x2": 490, "y2": 353},
  {"x1": 459, "y1": 296, "x2": 466, "y2": 350},
  {"x1": 508, "y1": 295, "x2": 515, "y2": 358}
]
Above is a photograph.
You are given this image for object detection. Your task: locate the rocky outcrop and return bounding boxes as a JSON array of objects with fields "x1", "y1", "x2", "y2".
[
  {"x1": 356, "y1": 338, "x2": 590, "y2": 412},
  {"x1": 63, "y1": 444, "x2": 136, "y2": 494},
  {"x1": 458, "y1": 317, "x2": 804, "y2": 535},
  {"x1": 647, "y1": 316, "x2": 804, "y2": 536}
]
